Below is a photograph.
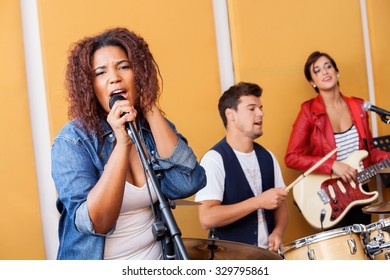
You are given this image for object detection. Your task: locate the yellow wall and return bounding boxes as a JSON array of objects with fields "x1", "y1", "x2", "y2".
[
  {"x1": 367, "y1": 0, "x2": 390, "y2": 202},
  {"x1": 367, "y1": 0, "x2": 390, "y2": 139},
  {"x1": 1, "y1": 0, "x2": 389, "y2": 259},
  {"x1": 0, "y1": 0, "x2": 45, "y2": 259}
]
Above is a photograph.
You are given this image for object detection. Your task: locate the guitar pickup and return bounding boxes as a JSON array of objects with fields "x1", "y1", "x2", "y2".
[{"x1": 317, "y1": 189, "x2": 330, "y2": 204}]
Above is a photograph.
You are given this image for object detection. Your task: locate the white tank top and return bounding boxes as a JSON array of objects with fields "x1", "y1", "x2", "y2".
[{"x1": 104, "y1": 181, "x2": 162, "y2": 259}]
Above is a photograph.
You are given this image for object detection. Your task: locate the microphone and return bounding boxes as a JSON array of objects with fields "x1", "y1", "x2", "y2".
[
  {"x1": 363, "y1": 101, "x2": 390, "y2": 124},
  {"x1": 108, "y1": 95, "x2": 137, "y2": 141},
  {"x1": 363, "y1": 101, "x2": 390, "y2": 117}
]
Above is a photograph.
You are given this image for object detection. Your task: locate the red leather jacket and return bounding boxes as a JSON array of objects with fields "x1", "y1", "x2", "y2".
[{"x1": 285, "y1": 94, "x2": 389, "y2": 175}]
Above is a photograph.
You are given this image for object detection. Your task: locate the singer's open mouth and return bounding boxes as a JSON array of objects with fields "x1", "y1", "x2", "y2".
[{"x1": 110, "y1": 89, "x2": 127, "y2": 97}]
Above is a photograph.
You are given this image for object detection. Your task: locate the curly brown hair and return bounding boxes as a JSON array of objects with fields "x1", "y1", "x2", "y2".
[{"x1": 65, "y1": 27, "x2": 162, "y2": 137}]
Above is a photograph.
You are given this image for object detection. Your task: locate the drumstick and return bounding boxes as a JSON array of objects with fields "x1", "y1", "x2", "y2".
[{"x1": 285, "y1": 147, "x2": 338, "y2": 192}]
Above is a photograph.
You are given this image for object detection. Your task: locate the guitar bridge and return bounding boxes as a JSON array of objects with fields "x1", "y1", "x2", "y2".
[{"x1": 317, "y1": 189, "x2": 330, "y2": 204}]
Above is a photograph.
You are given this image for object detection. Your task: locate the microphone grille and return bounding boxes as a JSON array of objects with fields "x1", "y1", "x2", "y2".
[
  {"x1": 109, "y1": 94, "x2": 126, "y2": 109},
  {"x1": 363, "y1": 101, "x2": 372, "y2": 111}
]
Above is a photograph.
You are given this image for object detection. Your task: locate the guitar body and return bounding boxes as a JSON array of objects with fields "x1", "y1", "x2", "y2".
[{"x1": 293, "y1": 150, "x2": 378, "y2": 229}]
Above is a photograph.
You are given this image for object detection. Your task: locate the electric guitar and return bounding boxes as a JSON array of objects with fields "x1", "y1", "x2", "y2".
[{"x1": 293, "y1": 150, "x2": 390, "y2": 229}]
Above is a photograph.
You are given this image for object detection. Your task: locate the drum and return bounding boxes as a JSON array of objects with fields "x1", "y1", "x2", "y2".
[
  {"x1": 279, "y1": 224, "x2": 368, "y2": 260},
  {"x1": 362, "y1": 218, "x2": 390, "y2": 260}
]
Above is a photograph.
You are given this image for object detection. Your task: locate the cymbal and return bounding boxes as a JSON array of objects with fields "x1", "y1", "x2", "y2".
[
  {"x1": 183, "y1": 238, "x2": 283, "y2": 260},
  {"x1": 362, "y1": 201, "x2": 390, "y2": 214}
]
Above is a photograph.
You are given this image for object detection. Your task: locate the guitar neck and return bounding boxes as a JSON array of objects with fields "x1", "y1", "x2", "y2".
[{"x1": 357, "y1": 157, "x2": 390, "y2": 183}]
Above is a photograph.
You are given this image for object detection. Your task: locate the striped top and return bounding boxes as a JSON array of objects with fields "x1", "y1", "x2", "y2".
[{"x1": 334, "y1": 124, "x2": 363, "y2": 169}]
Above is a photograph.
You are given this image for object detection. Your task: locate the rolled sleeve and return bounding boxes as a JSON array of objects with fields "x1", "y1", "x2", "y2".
[
  {"x1": 75, "y1": 202, "x2": 115, "y2": 236},
  {"x1": 154, "y1": 137, "x2": 196, "y2": 172}
]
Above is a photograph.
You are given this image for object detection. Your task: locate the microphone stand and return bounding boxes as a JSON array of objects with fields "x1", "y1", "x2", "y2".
[
  {"x1": 379, "y1": 114, "x2": 390, "y2": 125},
  {"x1": 127, "y1": 121, "x2": 189, "y2": 260}
]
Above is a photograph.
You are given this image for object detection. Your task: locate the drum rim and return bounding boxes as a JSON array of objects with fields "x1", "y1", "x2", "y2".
[
  {"x1": 365, "y1": 217, "x2": 390, "y2": 232},
  {"x1": 279, "y1": 224, "x2": 365, "y2": 253}
]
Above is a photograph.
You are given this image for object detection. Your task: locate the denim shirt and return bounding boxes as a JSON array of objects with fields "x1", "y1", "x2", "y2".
[{"x1": 51, "y1": 118, "x2": 206, "y2": 260}]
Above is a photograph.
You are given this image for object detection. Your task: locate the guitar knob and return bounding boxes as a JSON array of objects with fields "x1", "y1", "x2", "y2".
[
  {"x1": 333, "y1": 207, "x2": 339, "y2": 211},
  {"x1": 331, "y1": 215, "x2": 336, "y2": 220},
  {"x1": 333, "y1": 199, "x2": 338, "y2": 204}
]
